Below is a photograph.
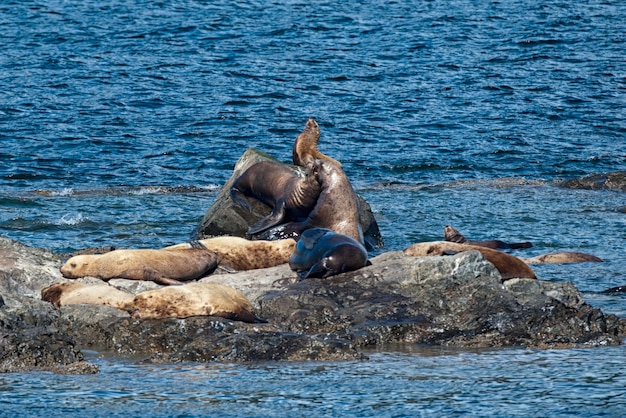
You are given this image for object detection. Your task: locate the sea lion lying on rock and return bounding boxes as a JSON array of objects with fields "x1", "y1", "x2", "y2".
[
  {"x1": 41, "y1": 281, "x2": 133, "y2": 309},
  {"x1": 127, "y1": 282, "x2": 264, "y2": 323},
  {"x1": 444, "y1": 225, "x2": 532, "y2": 249},
  {"x1": 256, "y1": 159, "x2": 364, "y2": 244},
  {"x1": 60, "y1": 248, "x2": 219, "y2": 285},
  {"x1": 164, "y1": 237, "x2": 296, "y2": 271},
  {"x1": 230, "y1": 161, "x2": 322, "y2": 235},
  {"x1": 403, "y1": 241, "x2": 537, "y2": 280},
  {"x1": 288, "y1": 228, "x2": 369, "y2": 279},
  {"x1": 292, "y1": 117, "x2": 342, "y2": 168},
  {"x1": 41, "y1": 281, "x2": 262, "y2": 323},
  {"x1": 520, "y1": 251, "x2": 603, "y2": 264}
]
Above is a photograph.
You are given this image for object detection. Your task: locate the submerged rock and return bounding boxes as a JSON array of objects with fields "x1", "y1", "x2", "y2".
[
  {"x1": 0, "y1": 236, "x2": 624, "y2": 373},
  {"x1": 558, "y1": 171, "x2": 626, "y2": 192},
  {"x1": 195, "y1": 148, "x2": 384, "y2": 250}
]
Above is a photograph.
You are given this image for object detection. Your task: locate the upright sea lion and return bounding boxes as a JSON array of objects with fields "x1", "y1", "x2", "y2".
[
  {"x1": 60, "y1": 248, "x2": 219, "y2": 285},
  {"x1": 41, "y1": 281, "x2": 134, "y2": 309},
  {"x1": 444, "y1": 225, "x2": 533, "y2": 249},
  {"x1": 255, "y1": 159, "x2": 364, "y2": 244},
  {"x1": 126, "y1": 282, "x2": 264, "y2": 323},
  {"x1": 520, "y1": 251, "x2": 603, "y2": 264},
  {"x1": 230, "y1": 161, "x2": 321, "y2": 235},
  {"x1": 292, "y1": 117, "x2": 342, "y2": 168},
  {"x1": 403, "y1": 241, "x2": 537, "y2": 280},
  {"x1": 164, "y1": 237, "x2": 296, "y2": 271},
  {"x1": 288, "y1": 228, "x2": 369, "y2": 279}
]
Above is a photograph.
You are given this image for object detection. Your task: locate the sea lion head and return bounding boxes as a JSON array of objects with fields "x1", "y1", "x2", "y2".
[
  {"x1": 444, "y1": 225, "x2": 466, "y2": 244},
  {"x1": 303, "y1": 117, "x2": 320, "y2": 136},
  {"x1": 60, "y1": 254, "x2": 91, "y2": 278}
]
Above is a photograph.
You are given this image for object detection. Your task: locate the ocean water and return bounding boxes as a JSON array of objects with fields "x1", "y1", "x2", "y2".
[{"x1": 1, "y1": 0, "x2": 625, "y2": 416}]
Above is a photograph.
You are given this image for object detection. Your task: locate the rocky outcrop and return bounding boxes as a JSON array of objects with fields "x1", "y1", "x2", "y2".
[
  {"x1": 558, "y1": 171, "x2": 626, "y2": 192},
  {"x1": 195, "y1": 148, "x2": 384, "y2": 250},
  {"x1": 1, "y1": 236, "x2": 624, "y2": 373}
]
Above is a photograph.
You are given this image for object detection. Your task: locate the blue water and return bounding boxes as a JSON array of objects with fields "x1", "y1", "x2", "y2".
[{"x1": 1, "y1": 0, "x2": 625, "y2": 415}]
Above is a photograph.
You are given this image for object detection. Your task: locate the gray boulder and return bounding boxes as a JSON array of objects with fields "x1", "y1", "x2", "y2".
[{"x1": 195, "y1": 148, "x2": 384, "y2": 250}]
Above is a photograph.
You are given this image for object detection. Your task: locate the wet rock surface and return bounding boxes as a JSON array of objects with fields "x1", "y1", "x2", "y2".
[{"x1": 1, "y1": 237, "x2": 624, "y2": 373}]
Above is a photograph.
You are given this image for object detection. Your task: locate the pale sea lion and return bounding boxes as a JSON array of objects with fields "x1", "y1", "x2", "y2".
[
  {"x1": 256, "y1": 159, "x2": 364, "y2": 244},
  {"x1": 292, "y1": 117, "x2": 342, "y2": 168},
  {"x1": 520, "y1": 251, "x2": 603, "y2": 264},
  {"x1": 403, "y1": 241, "x2": 537, "y2": 280},
  {"x1": 60, "y1": 248, "x2": 219, "y2": 285},
  {"x1": 288, "y1": 228, "x2": 369, "y2": 279},
  {"x1": 444, "y1": 226, "x2": 532, "y2": 250},
  {"x1": 41, "y1": 281, "x2": 134, "y2": 309},
  {"x1": 230, "y1": 160, "x2": 321, "y2": 235},
  {"x1": 164, "y1": 237, "x2": 296, "y2": 271},
  {"x1": 126, "y1": 282, "x2": 264, "y2": 323}
]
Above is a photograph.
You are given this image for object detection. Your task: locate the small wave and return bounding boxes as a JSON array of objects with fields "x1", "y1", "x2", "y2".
[
  {"x1": 58, "y1": 213, "x2": 88, "y2": 226},
  {"x1": 32, "y1": 185, "x2": 220, "y2": 198}
]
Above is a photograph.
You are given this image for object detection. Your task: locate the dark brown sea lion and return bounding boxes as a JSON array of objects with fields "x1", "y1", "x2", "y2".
[
  {"x1": 292, "y1": 117, "x2": 342, "y2": 168},
  {"x1": 230, "y1": 161, "x2": 321, "y2": 235},
  {"x1": 403, "y1": 241, "x2": 537, "y2": 281},
  {"x1": 520, "y1": 251, "x2": 603, "y2": 264},
  {"x1": 444, "y1": 225, "x2": 533, "y2": 249},
  {"x1": 126, "y1": 282, "x2": 264, "y2": 323},
  {"x1": 255, "y1": 159, "x2": 364, "y2": 244},
  {"x1": 164, "y1": 237, "x2": 296, "y2": 271},
  {"x1": 59, "y1": 248, "x2": 219, "y2": 285},
  {"x1": 288, "y1": 228, "x2": 369, "y2": 279}
]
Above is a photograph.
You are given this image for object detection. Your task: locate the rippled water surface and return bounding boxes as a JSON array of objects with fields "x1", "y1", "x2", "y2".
[{"x1": 1, "y1": 0, "x2": 625, "y2": 415}]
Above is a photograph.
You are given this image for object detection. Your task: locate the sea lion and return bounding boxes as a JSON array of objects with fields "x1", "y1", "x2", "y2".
[
  {"x1": 126, "y1": 282, "x2": 264, "y2": 323},
  {"x1": 41, "y1": 281, "x2": 134, "y2": 309},
  {"x1": 288, "y1": 228, "x2": 369, "y2": 279},
  {"x1": 256, "y1": 159, "x2": 364, "y2": 244},
  {"x1": 520, "y1": 251, "x2": 603, "y2": 264},
  {"x1": 444, "y1": 226, "x2": 532, "y2": 249},
  {"x1": 60, "y1": 248, "x2": 219, "y2": 285},
  {"x1": 292, "y1": 117, "x2": 342, "y2": 168},
  {"x1": 403, "y1": 241, "x2": 537, "y2": 280},
  {"x1": 164, "y1": 237, "x2": 296, "y2": 271},
  {"x1": 230, "y1": 161, "x2": 322, "y2": 235}
]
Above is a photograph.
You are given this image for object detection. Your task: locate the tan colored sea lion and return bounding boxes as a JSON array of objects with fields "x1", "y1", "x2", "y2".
[
  {"x1": 41, "y1": 281, "x2": 134, "y2": 309},
  {"x1": 444, "y1": 225, "x2": 532, "y2": 249},
  {"x1": 520, "y1": 252, "x2": 603, "y2": 264},
  {"x1": 60, "y1": 248, "x2": 219, "y2": 285},
  {"x1": 230, "y1": 160, "x2": 322, "y2": 235},
  {"x1": 256, "y1": 159, "x2": 364, "y2": 244},
  {"x1": 288, "y1": 228, "x2": 369, "y2": 279},
  {"x1": 292, "y1": 117, "x2": 342, "y2": 168},
  {"x1": 164, "y1": 237, "x2": 296, "y2": 271},
  {"x1": 126, "y1": 282, "x2": 263, "y2": 323},
  {"x1": 403, "y1": 241, "x2": 537, "y2": 280}
]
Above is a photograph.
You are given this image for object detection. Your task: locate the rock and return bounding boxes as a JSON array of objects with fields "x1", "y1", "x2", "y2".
[
  {"x1": 0, "y1": 235, "x2": 624, "y2": 372},
  {"x1": 256, "y1": 251, "x2": 624, "y2": 348},
  {"x1": 195, "y1": 148, "x2": 384, "y2": 250},
  {"x1": 558, "y1": 171, "x2": 626, "y2": 192}
]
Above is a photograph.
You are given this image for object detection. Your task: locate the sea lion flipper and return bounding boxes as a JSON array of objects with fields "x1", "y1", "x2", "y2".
[
  {"x1": 230, "y1": 187, "x2": 253, "y2": 212},
  {"x1": 302, "y1": 260, "x2": 329, "y2": 280},
  {"x1": 298, "y1": 227, "x2": 330, "y2": 251},
  {"x1": 247, "y1": 200, "x2": 287, "y2": 235}
]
